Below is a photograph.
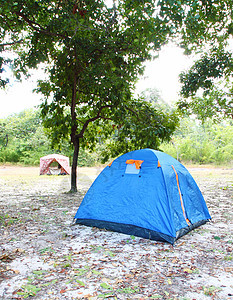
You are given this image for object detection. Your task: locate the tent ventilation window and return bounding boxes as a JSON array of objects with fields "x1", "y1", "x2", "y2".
[{"x1": 125, "y1": 160, "x2": 143, "y2": 174}]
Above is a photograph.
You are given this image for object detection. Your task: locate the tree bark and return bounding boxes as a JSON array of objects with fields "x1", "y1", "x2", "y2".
[
  {"x1": 70, "y1": 136, "x2": 79, "y2": 193},
  {"x1": 70, "y1": 71, "x2": 78, "y2": 193}
]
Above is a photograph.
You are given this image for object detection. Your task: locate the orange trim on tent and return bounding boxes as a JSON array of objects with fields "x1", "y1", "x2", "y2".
[
  {"x1": 126, "y1": 159, "x2": 144, "y2": 169},
  {"x1": 108, "y1": 161, "x2": 114, "y2": 167},
  {"x1": 171, "y1": 165, "x2": 191, "y2": 226},
  {"x1": 157, "y1": 160, "x2": 161, "y2": 168}
]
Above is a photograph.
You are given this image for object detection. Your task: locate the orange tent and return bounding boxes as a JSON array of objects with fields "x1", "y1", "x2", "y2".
[{"x1": 40, "y1": 154, "x2": 70, "y2": 175}]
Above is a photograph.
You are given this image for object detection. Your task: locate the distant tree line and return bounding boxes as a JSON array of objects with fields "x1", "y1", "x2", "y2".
[
  {"x1": 0, "y1": 108, "x2": 105, "y2": 166},
  {"x1": 0, "y1": 108, "x2": 232, "y2": 166},
  {"x1": 161, "y1": 118, "x2": 233, "y2": 165}
]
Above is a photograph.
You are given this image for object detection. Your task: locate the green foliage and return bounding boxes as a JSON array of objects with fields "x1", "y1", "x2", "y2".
[
  {"x1": 140, "y1": 88, "x2": 173, "y2": 113},
  {"x1": 100, "y1": 282, "x2": 113, "y2": 290},
  {"x1": 116, "y1": 286, "x2": 139, "y2": 294},
  {"x1": 76, "y1": 279, "x2": 85, "y2": 287},
  {"x1": 76, "y1": 148, "x2": 99, "y2": 167},
  {"x1": 0, "y1": 214, "x2": 19, "y2": 227},
  {"x1": 203, "y1": 285, "x2": 222, "y2": 296},
  {"x1": 157, "y1": 0, "x2": 232, "y2": 54},
  {"x1": 17, "y1": 284, "x2": 41, "y2": 298},
  {"x1": 0, "y1": 119, "x2": 8, "y2": 148},
  {"x1": 178, "y1": 49, "x2": 233, "y2": 121},
  {"x1": 0, "y1": 147, "x2": 20, "y2": 163},
  {"x1": 178, "y1": 83, "x2": 233, "y2": 122},
  {"x1": 98, "y1": 98, "x2": 178, "y2": 162},
  {"x1": 180, "y1": 49, "x2": 233, "y2": 98},
  {"x1": 0, "y1": 49, "x2": 10, "y2": 88},
  {"x1": 160, "y1": 118, "x2": 233, "y2": 165},
  {"x1": 175, "y1": 0, "x2": 233, "y2": 121},
  {"x1": 0, "y1": 108, "x2": 103, "y2": 166},
  {"x1": 1, "y1": 109, "x2": 233, "y2": 166},
  {"x1": 0, "y1": 108, "x2": 68, "y2": 165},
  {"x1": 1, "y1": 0, "x2": 178, "y2": 157}
]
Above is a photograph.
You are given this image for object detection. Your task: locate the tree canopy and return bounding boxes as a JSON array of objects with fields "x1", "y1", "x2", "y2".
[
  {"x1": 1, "y1": 0, "x2": 232, "y2": 191},
  {"x1": 176, "y1": 0, "x2": 233, "y2": 121},
  {"x1": 178, "y1": 48, "x2": 233, "y2": 121}
]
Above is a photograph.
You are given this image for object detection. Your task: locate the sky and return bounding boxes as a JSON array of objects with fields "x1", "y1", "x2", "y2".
[
  {"x1": 0, "y1": 69, "x2": 43, "y2": 118},
  {"x1": 135, "y1": 44, "x2": 194, "y2": 101},
  {"x1": 0, "y1": 43, "x2": 194, "y2": 118}
]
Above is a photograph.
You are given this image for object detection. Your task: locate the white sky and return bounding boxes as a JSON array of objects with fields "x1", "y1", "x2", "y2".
[
  {"x1": 0, "y1": 43, "x2": 194, "y2": 118},
  {"x1": 135, "y1": 44, "x2": 194, "y2": 102}
]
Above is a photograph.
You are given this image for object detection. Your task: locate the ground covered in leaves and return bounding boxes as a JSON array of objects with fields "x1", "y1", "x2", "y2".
[{"x1": 0, "y1": 165, "x2": 232, "y2": 300}]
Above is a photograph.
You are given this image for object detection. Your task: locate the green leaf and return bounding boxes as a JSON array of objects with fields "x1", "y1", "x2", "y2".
[
  {"x1": 105, "y1": 250, "x2": 115, "y2": 257},
  {"x1": 76, "y1": 279, "x2": 85, "y2": 286},
  {"x1": 92, "y1": 270, "x2": 101, "y2": 275},
  {"x1": 98, "y1": 293, "x2": 115, "y2": 298},
  {"x1": 42, "y1": 279, "x2": 58, "y2": 286},
  {"x1": 33, "y1": 270, "x2": 47, "y2": 275},
  {"x1": 74, "y1": 267, "x2": 89, "y2": 276},
  {"x1": 100, "y1": 282, "x2": 113, "y2": 290},
  {"x1": 117, "y1": 287, "x2": 139, "y2": 294}
]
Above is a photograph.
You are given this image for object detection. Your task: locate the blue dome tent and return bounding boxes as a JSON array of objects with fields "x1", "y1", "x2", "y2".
[{"x1": 74, "y1": 149, "x2": 211, "y2": 244}]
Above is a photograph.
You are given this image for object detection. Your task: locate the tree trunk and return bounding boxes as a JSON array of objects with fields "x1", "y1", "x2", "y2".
[
  {"x1": 70, "y1": 70, "x2": 78, "y2": 193},
  {"x1": 70, "y1": 136, "x2": 80, "y2": 193}
]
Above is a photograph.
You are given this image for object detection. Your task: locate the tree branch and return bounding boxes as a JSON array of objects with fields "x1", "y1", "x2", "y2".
[
  {"x1": 0, "y1": 40, "x2": 23, "y2": 47},
  {"x1": 77, "y1": 105, "x2": 113, "y2": 138},
  {"x1": 14, "y1": 11, "x2": 67, "y2": 39},
  {"x1": 125, "y1": 106, "x2": 141, "y2": 120},
  {"x1": 99, "y1": 115, "x2": 114, "y2": 121},
  {"x1": 15, "y1": 11, "x2": 44, "y2": 30}
]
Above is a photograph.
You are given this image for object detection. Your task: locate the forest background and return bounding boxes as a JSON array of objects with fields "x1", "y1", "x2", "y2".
[{"x1": 1, "y1": 91, "x2": 232, "y2": 168}]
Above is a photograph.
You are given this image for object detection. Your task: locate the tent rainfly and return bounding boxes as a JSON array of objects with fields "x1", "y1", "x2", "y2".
[
  {"x1": 74, "y1": 149, "x2": 211, "y2": 244},
  {"x1": 40, "y1": 154, "x2": 70, "y2": 175}
]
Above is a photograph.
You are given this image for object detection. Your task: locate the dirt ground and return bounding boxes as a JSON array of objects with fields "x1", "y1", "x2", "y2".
[{"x1": 0, "y1": 165, "x2": 232, "y2": 300}]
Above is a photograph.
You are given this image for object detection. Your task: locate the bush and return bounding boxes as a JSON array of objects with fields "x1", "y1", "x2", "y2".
[
  {"x1": 0, "y1": 148, "x2": 20, "y2": 163},
  {"x1": 160, "y1": 119, "x2": 233, "y2": 165}
]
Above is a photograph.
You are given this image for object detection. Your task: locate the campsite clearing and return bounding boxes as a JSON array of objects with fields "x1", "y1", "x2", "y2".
[{"x1": 0, "y1": 165, "x2": 232, "y2": 299}]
